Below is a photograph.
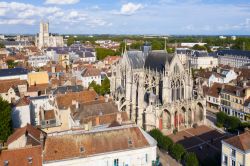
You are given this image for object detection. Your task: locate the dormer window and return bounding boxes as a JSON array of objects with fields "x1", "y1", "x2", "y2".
[
  {"x1": 4, "y1": 160, "x2": 8, "y2": 166},
  {"x1": 80, "y1": 146, "x2": 85, "y2": 153},
  {"x1": 28, "y1": 157, "x2": 32, "y2": 164},
  {"x1": 236, "y1": 90, "x2": 240, "y2": 97}
]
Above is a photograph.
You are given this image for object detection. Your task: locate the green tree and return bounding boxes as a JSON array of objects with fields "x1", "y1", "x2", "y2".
[
  {"x1": 225, "y1": 116, "x2": 241, "y2": 131},
  {"x1": 100, "y1": 77, "x2": 110, "y2": 95},
  {"x1": 0, "y1": 42, "x2": 5, "y2": 48},
  {"x1": 216, "y1": 111, "x2": 227, "y2": 126},
  {"x1": 0, "y1": 97, "x2": 12, "y2": 141},
  {"x1": 151, "y1": 40, "x2": 164, "y2": 50},
  {"x1": 6, "y1": 59, "x2": 17, "y2": 69},
  {"x1": 192, "y1": 44, "x2": 207, "y2": 51},
  {"x1": 89, "y1": 77, "x2": 111, "y2": 96},
  {"x1": 67, "y1": 36, "x2": 75, "y2": 46},
  {"x1": 96, "y1": 48, "x2": 116, "y2": 60},
  {"x1": 169, "y1": 143, "x2": 186, "y2": 161},
  {"x1": 184, "y1": 152, "x2": 199, "y2": 166}
]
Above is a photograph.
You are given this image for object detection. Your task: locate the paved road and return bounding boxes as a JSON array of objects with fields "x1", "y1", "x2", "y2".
[
  {"x1": 157, "y1": 148, "x2": 182, "y2": 166},
  {"x1": 206, "y1": 111, "x2": 217, "y2": 125}
]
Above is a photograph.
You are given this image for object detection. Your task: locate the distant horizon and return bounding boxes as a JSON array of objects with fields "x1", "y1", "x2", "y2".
[
  {"x1": 0, "y1": 1, "x2": 250, "y2": 35},
  {"x1": 1, "y1": 33, "x2": 250, "y2": 37}
]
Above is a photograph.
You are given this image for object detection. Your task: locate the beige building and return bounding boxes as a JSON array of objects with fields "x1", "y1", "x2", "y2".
[
  {"x1": 221, "y1": 130, "x2": 250, "y2": 166},
  {"x1": 35, "y1": 21, "x2": 64, "y2": 49},
  {"x1": 28, "y1": 71, "x2": 49, "y2": 86}
]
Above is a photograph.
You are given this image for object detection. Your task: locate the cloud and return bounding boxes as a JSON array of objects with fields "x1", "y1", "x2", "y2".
[
  {"x1": 119, "y1": 2, "x2": 143, "y2": 15},
  {"x1": 0, "y1": 18, "x2": 35, "y2": 25},
  {"x1": 45, "y1": 0, "x2": 80, "y2": 5}
]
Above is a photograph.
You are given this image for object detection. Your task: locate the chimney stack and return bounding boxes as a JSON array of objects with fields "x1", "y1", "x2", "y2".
[
  {"x1": 95, "y1": 116, "x2": 100, "y2": 126},
  {"x1": 116, "y1": 113, "x2": 122, "y2": 125}
]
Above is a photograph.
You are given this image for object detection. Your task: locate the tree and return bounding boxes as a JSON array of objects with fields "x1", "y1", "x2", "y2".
[
  {"x1": 225, "y1": 116, "x2": 241, "y2": 131},
  {"x1": 0, "y1": 97, "x2": 12, "y2": 141},
  {"x1": 88, "y1": 77, "x2": 111, "y2": 96},
  {"x1": 67, "y1": 36, "x2": 75, "y2": 46},
  {"x1": 96, "y1": 48, "x2": 116, "y2": 60},
  {"x1": 216, "y1": 111, "x2": 227, "y2": 126},
  {"x1": 192, "y1": 44, "x2": 207, "y2": 51},
  {"x1": 0, "y1": 42, "x2": 5, "y2": 48},
  {"x1": 100, "y1": 77, "x2": 110, "y2": 95},
  {"x1": 6, "y1": 59, "x2": 17, "y2": 69},
  {"x1": 184, "y1": 152, "x2": 199, "y2": 166},
  {"x1": 170, "y1": 143, "x2": 186, "y2": 161}
]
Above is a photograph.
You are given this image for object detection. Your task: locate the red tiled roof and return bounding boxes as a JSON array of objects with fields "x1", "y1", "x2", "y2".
[
  {"x1": 0, "y1": 79, "x2": 27, "y2": 93},
  {"x1": 223, "y1": 131, "x2": 250, "y2": 151},
  {"x1": 81, "y1": 67, "x2": 101, "y2": 77},
  {"x1": 56, "y1": 90, "x2": 104, "y2": 109},
  {"x1": 0, "y1": 146, "x2": 42, "y2": 166},
  {"x1": 43, "y1": 127, "x2": 149, "y2": 162},
  {"x1": 207, "y1": 83, "x2": 222, "y2": 98},
  {"x1": 7, "y1": 124, "x2": 44, "y2": 145}
]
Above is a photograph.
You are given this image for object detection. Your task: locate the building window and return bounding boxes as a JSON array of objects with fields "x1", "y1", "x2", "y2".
[
  {"x1": 231, "y1": 159, "x2": 235, "y2": 166},
  {"x1": 3, "y1": 160, "x2": 8, "y2": 166},
  {"x1": 145, "y1": 154, "x2": 148, "y2": 163},
  {"x1": 114, "y1": 159, "x2": 119, "y2": 166},
  {"x1": 223, "y1": 154, "x2": 228, "y2": 165},
  {"x1": 231, "y1": 149, "x2": 236, "y2": 157},
  {"x1": 27, "y1": 157, "x2": 33, "y2": 164}
]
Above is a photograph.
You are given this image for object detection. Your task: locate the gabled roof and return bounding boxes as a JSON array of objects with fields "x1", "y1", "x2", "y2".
[
  {"x1": 81, "y1": 67, "x2": 101, "y2": 77},
  {"x1": 0, "y1": 79, "x2": 27, "y2": 93},
  {"x1": 43, "y1": 126, "x2": 150, "y2": 162},
  {"x1": 207, "y1": 83, "x2": 222, "y2": 98},
  {"x1": 144, "y1": 51, "x2": 173, "y2": 72},
  {"x1": 223, "y1": 131, "x2": 250, "y2": 152},
  {"x1": 0, "y1": 146, "x2": 42, "y2": 166},
  {"x1": 7, "y1": 124, "x2": 45, "y2": 145},
  {"x1": 217, "y1": 50, "x2": 250, "y2": 57},
  {"x1": 0, "y1": 68, "x2": 28, "y2": 77},
  {"x1": 56, "y1": 90, "x2": 104, "y2": 109},
  {"x1": 126, "y1": 51, "x2": 145, "y2": 69}
]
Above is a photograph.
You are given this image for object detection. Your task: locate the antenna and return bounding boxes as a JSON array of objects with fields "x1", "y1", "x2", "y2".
[
  {"x1": 124, "y1": 39, "x2": 127, "y2": 52},
  {"x1": 164, "y1": 37, "x2": 167, "y2": 51}
]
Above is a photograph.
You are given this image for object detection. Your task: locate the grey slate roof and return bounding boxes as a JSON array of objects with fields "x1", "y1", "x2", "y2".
[
  {"x1": 217, "y1": 50, "x2": 250, "y2": 57},
  {"x1": 126, "y1": 51, "x2": 145, "y2": 69},
  {"x1": 53, "y1": 85, "x2": 83, "y2": 95},
  {"x1": 0, "y1": 68, "x2": 28, "y2": 77},
  {"x1": 144, "y1": 51, "x2": 173, "y2": 72}
]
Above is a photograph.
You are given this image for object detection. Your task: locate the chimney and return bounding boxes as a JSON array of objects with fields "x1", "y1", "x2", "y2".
[
  {"x1": 217, "y1": 68, "x2": 220, "y2": 74},
  {"x1": 116, "y1": 113, "x2": 122, "y2": 124},
  {"x1": 40, "y1": 132, "x2": 44, "y2": 148},
  {"x1": 40, "y1": 109, "x2": 44, "y2": 121},
  {"x1": 105, "y1": 94, "x2": 109, "y2": 102},
  {"x1": 95, "y1": 116, "x2": 100, "y2": 126}
]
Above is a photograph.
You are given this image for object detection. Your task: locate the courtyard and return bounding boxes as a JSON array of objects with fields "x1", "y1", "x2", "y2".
[{"x1": 168, "y1": 125, "x2": 232, "y2": 162}]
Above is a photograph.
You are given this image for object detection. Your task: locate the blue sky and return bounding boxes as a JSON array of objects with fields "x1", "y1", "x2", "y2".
[{"x1": 0, "y1": 0, "x2": 250, "y2": 35}]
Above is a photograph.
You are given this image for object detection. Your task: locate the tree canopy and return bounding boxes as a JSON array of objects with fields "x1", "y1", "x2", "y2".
[
  {"x1": 0, "y1": 42, "x2": 5, "y2": 48},
  {"x1": 89, "y1": 77, "x2": 110, "y2": 96},
  {"x1": 6, "y1": 59, "x2": 18, "y2": 69},
  {"x1": 96, "y1": 48, "x2": 116, "y2": 60},
  {"x1": 0, "y1": 97, "x2": 12, "y2": 141},
  {"x1": 184, "y1": 152, "x2": 199, "y2": 166}
]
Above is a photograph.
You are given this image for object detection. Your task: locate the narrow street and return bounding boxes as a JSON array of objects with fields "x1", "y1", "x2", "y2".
[{"x1": 157, "y1": 148, "x2": 182, "y2": 166}]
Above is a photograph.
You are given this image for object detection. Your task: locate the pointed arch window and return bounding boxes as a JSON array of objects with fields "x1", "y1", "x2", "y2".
[{"x1": 174, "y1": 64, "x2": 179, "y2": 74}]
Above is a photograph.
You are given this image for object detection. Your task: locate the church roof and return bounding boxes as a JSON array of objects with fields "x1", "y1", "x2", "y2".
[
  {"x1": 126, "y1": 51, "x2": 145, "y2": 69},
  {"x1": 144, "y1": 51, "x2": 173, "y2": 72}
]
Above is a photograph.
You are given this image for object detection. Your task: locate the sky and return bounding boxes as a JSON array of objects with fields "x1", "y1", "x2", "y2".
[{"x1": 0, "y1": 0, "x2": 250, "y2": 35}]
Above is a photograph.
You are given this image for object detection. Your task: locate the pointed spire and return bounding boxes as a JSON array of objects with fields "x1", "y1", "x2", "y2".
[
  {"x1": 164, "y1": 37, "x2": 167, "y2": 51},
  {"x1": 124, "y1": 39, "x2": 127, "y2": 53}
]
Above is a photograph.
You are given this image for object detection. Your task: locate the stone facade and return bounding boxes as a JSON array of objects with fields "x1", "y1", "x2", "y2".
[
  {"x1": 35, "y1": 21, "x2": 64, "y2": 49},
  {"x1": 111, "y1": 50, "x2": 206, "y2": 132}
]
